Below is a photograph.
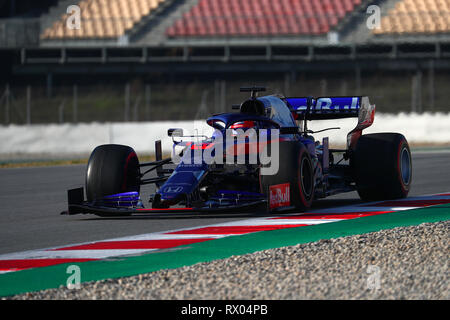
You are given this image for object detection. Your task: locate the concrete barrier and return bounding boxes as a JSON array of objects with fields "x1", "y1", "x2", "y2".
[{"x1": 0, "y1": 113, "x2": 449, "y2": 160}]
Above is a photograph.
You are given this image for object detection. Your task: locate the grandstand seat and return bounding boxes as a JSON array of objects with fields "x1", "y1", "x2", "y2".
[
  {"x1": 374, "y1": 0, "x2": 450, "y2": 35},
  {"x1": 42, "y1": 0, "x2": 166, "y2": 40},
  {"x1": 165, "y1": 0, "x2": 363, "y2": 38}
]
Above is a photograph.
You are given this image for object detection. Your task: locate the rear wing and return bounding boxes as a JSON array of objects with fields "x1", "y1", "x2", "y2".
[
  {"x1": 286, "y1": 96, "x2": 366, "y2": 120},
  {"x1": 285, "y1": 96, "x2": 376, "y2": 149}
]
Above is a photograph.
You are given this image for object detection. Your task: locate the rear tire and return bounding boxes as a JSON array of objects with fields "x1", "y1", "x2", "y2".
[
  {"x1": 352, "y1": 133, "x2": 412, "y2": 201},
  {"x1": 86, "y1": 144, "x2": 140, "y2": 202},
  {"x1": 260, "y1": 141, "x2": 314, "y2": 211}
]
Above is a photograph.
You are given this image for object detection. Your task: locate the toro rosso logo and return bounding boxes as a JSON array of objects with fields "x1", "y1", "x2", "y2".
[
  {"x1": 269, "y1": 183, "x2": 290, "y2": 209},
  {"x1": 164, "y1": 186, "x2": 183, "y2": 193}
]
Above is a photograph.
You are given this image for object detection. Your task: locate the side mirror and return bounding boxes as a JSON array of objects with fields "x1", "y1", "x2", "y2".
[{"x1": 168, "y1": 128, "x2": 183, "y2": 137}]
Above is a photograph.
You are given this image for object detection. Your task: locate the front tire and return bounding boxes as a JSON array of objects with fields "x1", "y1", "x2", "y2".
[
  {"x1": 352, "y1": 133, "x2": 412, "y2": 201},
  {"x1": 86, "y1": 144, "x2": 140, "y2": 202}
]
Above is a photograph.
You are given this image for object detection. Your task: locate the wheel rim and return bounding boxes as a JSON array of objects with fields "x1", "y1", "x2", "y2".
[
  {"x1": 300, "y1": 157, "x2": 313, "y2": 198},
  {"x1": 400, "y1": 147, "x2": 411, "y2": 186}
]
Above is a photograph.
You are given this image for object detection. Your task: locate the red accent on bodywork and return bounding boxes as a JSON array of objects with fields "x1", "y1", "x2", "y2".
[
  {"x1": 230, "y1": 121, "x2": 256, "y2": 129},
  {"x1": 348, "y1": 130, "x2": 362, "y2": 150},
  {"x1": 347, "y1": 101, "x2": 375, "y2": 150},
  {"x1": 121, "y1": 151, "x2": 137, "y2": 191},
  {"x1": 191, "y1": 142, "x2": 215, "y2": 150},
  {"x1": 269, "y1": 183, "x2": 290, "y2": 209},
  {"x1": 225, "y1": 140, "x2": 271, "y2": 156}
]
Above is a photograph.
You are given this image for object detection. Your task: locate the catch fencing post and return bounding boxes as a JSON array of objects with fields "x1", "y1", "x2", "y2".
[
  {"x1": 145, "y1": 84, "x2": 151, "y2": 121},
  {"x1": 340, "y1": 80, "x2": 348, "y2": 96},
  {"x1": 284, "y1": 72, "x2": 291, "y2": 97},
  {"x1": 132, "y1": 96, "x2": 141, "y2": 122},
  {"x1": 124, "y1": 83, "x2": 130, "y2": 122},
  {"x1": 411, "y1": 69, "x2": 423, "y2": 113},
  {"x1": 5, "y1": 84, "x2": 10, "y2": 125},
  {"x1": 411, "y1": 75, "x2": 417, "y2": 113},
  {"x1": 220, "y1": 80, "x2": 226, "y2": 113},
  {"x1": 428, "y1": 60, "x2": 435, "y2": 111},
  {"x1": 47, "y1": 73, "x2": 53, "y2": 98},
  {"x1": 417, "y1": 69, "x2": 423, "y2": 113},
  {"x1": 355, "y1": 65, "x2": 361, "y2": 95},
  {"x1": 26, "y1": 85, "x2": 31, "y2": 125},
  {"x1": 320, "y1": 79, "x2": 327, "y2": 96},
  {"x1": 73, "y1": 84, "x2": 78, "y2": 123},
  {"x1": 59, "y1": 99, "x2": 66, "y2": 123},
  {"x1": 214, "y1": 80, "x2": 220, "y2": 114}
]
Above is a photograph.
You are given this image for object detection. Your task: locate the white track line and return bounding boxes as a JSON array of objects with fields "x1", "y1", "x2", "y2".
[{"x1": 0, "y1": 249, "x2": 157, "y2": 261}]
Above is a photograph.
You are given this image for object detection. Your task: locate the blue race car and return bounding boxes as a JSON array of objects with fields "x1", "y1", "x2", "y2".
[{"x1": 64, "y1": 87, "x2": 412, "y2": 216}]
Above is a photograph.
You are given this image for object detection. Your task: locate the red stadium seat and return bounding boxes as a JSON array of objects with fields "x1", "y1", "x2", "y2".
[{"x1": 165, "y1": 0, "x2": 365, "y2": 38}]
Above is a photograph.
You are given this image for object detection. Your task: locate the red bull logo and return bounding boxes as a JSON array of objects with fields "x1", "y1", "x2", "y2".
[{"x1": 269, "y1": 183, "x2": 290, "y2": 209}]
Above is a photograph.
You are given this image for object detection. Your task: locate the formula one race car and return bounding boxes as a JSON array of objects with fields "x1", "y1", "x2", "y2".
[{"x1": 64, "y1": 87, "x2": 412, "y2": 216}]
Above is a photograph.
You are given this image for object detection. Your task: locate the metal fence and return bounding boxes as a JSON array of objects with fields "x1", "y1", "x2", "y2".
[{"x1": 1, "y1": 68, "x2": 448, "y2": 125}]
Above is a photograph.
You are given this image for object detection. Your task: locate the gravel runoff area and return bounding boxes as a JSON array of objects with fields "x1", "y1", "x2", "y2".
[{"x1": 5, "y1": 221, "x2": 449, "y2": 300}]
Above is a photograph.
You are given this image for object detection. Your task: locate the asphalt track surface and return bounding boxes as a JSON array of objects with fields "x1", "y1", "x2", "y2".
[{"x1": 0, "y1": 151, "x2": 449, "y2": 255}]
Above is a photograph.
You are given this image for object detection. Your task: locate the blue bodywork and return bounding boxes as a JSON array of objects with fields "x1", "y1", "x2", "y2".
[
  {"x1": 95, "y1": 191, "x2": 143, "y2": 208},
  {"x1": 65, "y1": 91, "x2": 377, "y2": 216},
  {"x1": 152, "y1": 94, "x2": 363, "y2": 209},
  {"x1": 286, "y1": 96, "x2": 361, "y2": 119}
]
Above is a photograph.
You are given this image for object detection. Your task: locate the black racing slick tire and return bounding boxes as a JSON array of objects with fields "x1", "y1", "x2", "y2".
[
  {"x1": 260, "y1": 141, "x2": 314, "y2": 211},
  {"x1": 352, "y1": 133, "x2": 412, "y2": 201},
  {"x1": 85, "y1": 144, "x2": 140, "y2": 202}
]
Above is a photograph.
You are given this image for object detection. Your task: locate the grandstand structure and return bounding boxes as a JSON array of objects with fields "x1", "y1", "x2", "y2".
[
  {"x1": 0, "y1": 0, "x2": 450, "y2": 123},
  {"x1": 32, "y1": 0, "x2": 450, "y2": 44},
  {"x1": 5, "y1": 0, "x2": 447, "y2": 61},
  {"x1": 0, "y1": 0, "x2": 443, "y2": 51},
  {"x1": 10, "y1": 0, "x2": 449, "y2": 70},
  {"x1": 34, "y1": 0, "x2": 368, "y2": 46}
]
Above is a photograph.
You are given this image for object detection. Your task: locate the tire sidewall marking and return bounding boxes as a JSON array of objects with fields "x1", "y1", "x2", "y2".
[{"x1": 121, "y1": 151, "x2": 138, "y2": 192}]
